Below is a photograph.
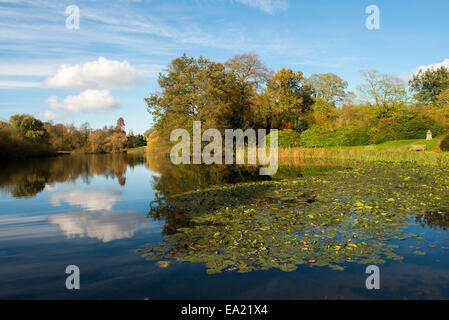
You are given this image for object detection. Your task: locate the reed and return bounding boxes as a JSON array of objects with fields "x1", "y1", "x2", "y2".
[{"x1": 278, "y1": 147, "x2": 449, "y2": 167}]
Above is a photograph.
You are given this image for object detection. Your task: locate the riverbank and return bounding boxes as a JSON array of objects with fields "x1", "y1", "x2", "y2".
[{"x1": 279, "y1": 147, "x2": 449, "y2": 167}]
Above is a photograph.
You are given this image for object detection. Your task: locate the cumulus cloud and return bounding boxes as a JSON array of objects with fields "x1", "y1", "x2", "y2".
[
  {"x1": 404, "y1": 58, "x2": 449, "y2": 80},
  {"x1": 50, "y1": 188, "x2": 122, "y2": 211},
  {"x1": 47, "y1": 89, "x2": 120, "y2": 112},
  {"x1": 45, "y1": 56, "x2": 145, "y2": 90},
  {"x1": 48, "y1": 210, "x2": 145, "y2": 242},
  {"x1": 38, "y1": 110, "x2": 58, "y2": 121},
  {"x1": 232, "y1": 0, "x2": 288, "y2": 13}
]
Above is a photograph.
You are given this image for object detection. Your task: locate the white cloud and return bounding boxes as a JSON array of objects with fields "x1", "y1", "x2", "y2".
[
  {"x1": 50, "y1": 188, "x2": 122, "y2": 211},
  {"x1": 47, "y1": 89, "x2": 120, "y2": 112},
  {"x1": 48, "y1": 210, "x2": 145, "y2": 242},
  {"x1": 45, "y1": 56, "x2": 145, "y2": 90},
  {"x1": 38, "y1": 110, "x2": 57, "y2": 121},
  {"x1": 404, "y1": 58, "x2": 449, "y2": 80},
  {"x1": 0, "y1": 80, "x2": 43, "y2": 89},
  {"x1": 232, "y1": 0, "x2": 288, "y2": 13},
  {"x1": 0, "y1": 62, "x2": 54, "y2": 77}
]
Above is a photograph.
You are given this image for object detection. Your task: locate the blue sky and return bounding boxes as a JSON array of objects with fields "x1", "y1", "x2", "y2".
[{"x1": 1, "y1": 0, "x2": 448, "y2": 134}]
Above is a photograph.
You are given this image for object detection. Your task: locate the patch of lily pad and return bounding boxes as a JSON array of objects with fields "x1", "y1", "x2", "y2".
[{"x1": 141, "y1": 162, "x2": 449, "y2": 274}]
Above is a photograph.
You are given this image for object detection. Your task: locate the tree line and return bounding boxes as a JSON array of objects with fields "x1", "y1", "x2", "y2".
[
  {"x1": 0, "y1": 115, "x2": 147, "y2": 159},
  {"x1": 146, "y1": 53, "x2": 449, "y2": 151}
]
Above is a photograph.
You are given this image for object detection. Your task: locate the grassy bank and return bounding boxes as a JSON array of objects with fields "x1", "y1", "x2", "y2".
[
  {"x1": 127, "y1": 146, "x2": 147, "y2": 154},
  {"x1": 335, "y1": 135, "x2": 444, "y2": 151},
  {"x1": 279, "y1": 145, "x2": 449, "y2": 167}
]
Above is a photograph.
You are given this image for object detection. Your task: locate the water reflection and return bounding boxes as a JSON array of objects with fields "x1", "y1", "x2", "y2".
[
  {"x1": 48, "y1": 210, "x2": 145, "y2": 242},
  {"x1": 2, "y1": 153, "x2": 449, "y2": 298},
  {"x1": 0, "y1": 153, "x2": 145, "y2": 198},
  {"x1": 50, "y1": 188, "x2": 122, "y2": 211},
  {"x1": 141, "y1": 162, "x2": 449, "y2": 274}
]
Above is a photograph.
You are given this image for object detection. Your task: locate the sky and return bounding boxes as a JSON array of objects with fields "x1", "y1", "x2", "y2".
[{"x1": 1, "y1": 0, "x2": 449, "y2": 134}]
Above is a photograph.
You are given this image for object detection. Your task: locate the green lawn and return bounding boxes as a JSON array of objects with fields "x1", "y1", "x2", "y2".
[
  {"x1": 372, "y1": 135, "x2": 444, "y2": 150},
  {"x1": 127, "y1": 146, "x2": 147, "y2": 154},
  {"x1": 331, "y1": 135, "x2": 445, "y2": 151}
]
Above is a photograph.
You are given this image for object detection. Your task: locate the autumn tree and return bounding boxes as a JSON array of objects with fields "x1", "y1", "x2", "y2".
[
  {"x1": 115, "y1": 117, "x2": 125, "y2": 133},
  {"x1": 357, "y1": 70, "x2": 408, "y2": 118},
  {"x1": 10, "y1": 114, "x2": 49, "y2": 144},
  {"x1": 146, "y1": 54, "x2": 236, "y2": 143},
  {"x1": 105, "y1": 132, "x2": 128, "y2": 152},
  {"x1": 263, "y1": 68, "x2": 313, "y2": 129},
  {"x1": 224, "y1": 53, "x2": 270, "y2": 128},
  {"x1": 88, "y1": 129, "x2": 110, "y2": 153},
  {"x1": 306, "y1": 73, "x2": 348, "y2": 105}
]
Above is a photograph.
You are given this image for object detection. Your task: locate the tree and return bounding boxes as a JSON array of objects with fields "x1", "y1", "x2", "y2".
[
  {"x1": 435, "y1": 89, "x2": 449, "y2": 109},
  {"x1": 311, "y1": 97, "x2": 335, "y2": 129},
  {"x1": 357, "y1": 70, "x2": 407, "y2": 118},
  {"x1": 105, "y1": 132, "x2": 128, "y2": 152},
  {"x1": 131, "y1": 134, "x2": 147, "y2": 147},
  {"x1": 115, "y1": 117, "x2": 125, "y2": 133},
  {"x1": 306, "y1": 73, "x2": 348, "y2": 105},
  {"x1": 224, "y1": 53, "x2": 269, "y2": 92},
  {"x1": 263, "y1": 68, "x2": 313, "y2": 128},
  {"x1": 224, "y1": 53, "x2": 270, "y2": 128},
  {"x1": 146, "y1": 54, "x2": 237, "y2": 142},
  {"x1": 45, "y1": 123, "x2": 70, "y2": 151},
  {"x1": 409, "y1": 67, "x2": 449, "y2": 104},
  {"x1": 88, "y1": 129, "x2": 109, "y2": 153},
  {"x1": 10, "y1": 114, "x2": 49, "y2": 144}
]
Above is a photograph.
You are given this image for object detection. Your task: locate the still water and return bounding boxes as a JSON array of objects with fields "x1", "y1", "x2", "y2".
[{"x1": 1, "y1": 153, "x2": 449, "y2": 299}]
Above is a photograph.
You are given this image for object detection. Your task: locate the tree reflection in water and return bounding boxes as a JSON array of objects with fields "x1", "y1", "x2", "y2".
[{"x1": 0, "y1": 153, "x2": 145, "y2": 198}]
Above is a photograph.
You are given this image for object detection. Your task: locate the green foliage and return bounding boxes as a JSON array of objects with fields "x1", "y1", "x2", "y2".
[
  {"x1": 291, "y1": 115, "x2": 308, "y2": 133},
  {"x1": 131, "y1": 134, "x2": 147, "y2": 147},
  {"x1": 306, "y1": 73, "x2": 348, "y2": 105},
  {"x1": 441, "y1": 134, "x2": 449, "y2": 152},
  {"x1": 146, "y1": 54, "x2": 247, "y2": 140},
  {"x1": 264, "y1": 68, "x2": 313, "y2": 128},
  {"x1": 300, "y1": 126, "x2": 370, "y2": 148},
  {"x1": 0, "y1": 124, "x2": 55, "y2": 159},
  {"x1": 300, "y1": 126, "x2": 332, "y2": 148},
  {"x1": 268, "y1": 129, "x2": 302, "y2": 148},
  {"x1": 10, "y1": 114, "x2": 48, "y2": 144},
  {"x1": 145, "y1": 55, "x2": 449, "y2": 152},
  {"x1": 1, "y1": 115, "x2": 141, "y2": 158},
  {"x1": 369, "y1": 114, "x2": 443, "y2": 144},
  {"x1": 409, "y1": 67, "x2": 449, "y2": 104},
  {"x1": 357, "y1": 69, "x2": 407, "y2": 118}
]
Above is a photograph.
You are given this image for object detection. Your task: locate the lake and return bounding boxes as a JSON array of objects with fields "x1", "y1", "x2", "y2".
[{"x1": 1, "y1": 153, "x2": 449, "y2": 299}]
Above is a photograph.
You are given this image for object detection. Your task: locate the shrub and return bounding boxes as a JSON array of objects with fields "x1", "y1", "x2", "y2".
[
  {"x1": 369, "y1": 114, "x2": 444, "y2": 144},
  {"x1": 268, "y1": 129, "x2": 301, "y2": 148},
  {"x1": 441, "y1": 134, "x2": 449, "y2": 152},
  {"x1": 291, "y1": 115, "x2": 308, "y2": 134},
  {"x1": 300, "y1": 125, "x2": 370, "y2": 148},
  {"x1": 300, "y1": 126, "x2": 333, "y2": 148},
  {"x1": 333, "y1": 126, "x2": 370, "y2": 146},
  {"x1": 394, "y1": 114, "x2": 444, "y2": 139},
  {"x1": 0, "y1": 126, "x2": 55, "y2": 159}
]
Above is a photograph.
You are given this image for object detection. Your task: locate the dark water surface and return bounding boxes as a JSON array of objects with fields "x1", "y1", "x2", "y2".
[{"x1": 1, "y1": 153, "x2": 449, "y2": 299}]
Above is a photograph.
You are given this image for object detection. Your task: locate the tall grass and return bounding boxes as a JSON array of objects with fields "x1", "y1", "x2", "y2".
[{"x1": 278, "y1": 147, "x2": 449, "y2": 167}]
